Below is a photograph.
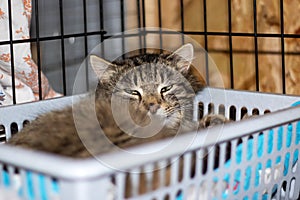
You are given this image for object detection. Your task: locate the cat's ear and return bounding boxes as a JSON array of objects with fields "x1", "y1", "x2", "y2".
[
  {"x1": 167, "y1": 43, "x2": 194, "y2": 72},
  {"x1": 90, "y1": 55, "x2": 114, "y2": 82}
]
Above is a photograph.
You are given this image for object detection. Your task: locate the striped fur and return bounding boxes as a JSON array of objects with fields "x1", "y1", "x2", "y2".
[{"x1": 8, "y1": 44, "x2": 205, "y2": 158}]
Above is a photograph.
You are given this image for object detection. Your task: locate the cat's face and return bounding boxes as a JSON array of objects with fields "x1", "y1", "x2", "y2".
[
  {"x1": 113, "y1": 62, "x2": 195, "y2": 128},
  {"x1": 90, "y1": 44, "x2": 202, "y2": 130}
]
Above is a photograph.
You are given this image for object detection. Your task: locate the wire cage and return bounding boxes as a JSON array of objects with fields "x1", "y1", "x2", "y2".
[
  {"x1": 2, "y1": 0, "x2": 299, "y2": 99},
  {"x1": 0, "y1": 0, "x2": 300, "y2": 200}
]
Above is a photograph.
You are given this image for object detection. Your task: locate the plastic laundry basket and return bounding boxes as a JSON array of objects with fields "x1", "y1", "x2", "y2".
[{"x1": 0, "y1": 87, "x2": 300, "y2": 200}]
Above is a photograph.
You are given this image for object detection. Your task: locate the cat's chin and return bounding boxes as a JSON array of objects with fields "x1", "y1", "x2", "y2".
[
  {"x1": 147, "y1": 109, "x2": 172, "y2": 122},
  {"x1": 147, "y1": 110, "x2": 181, "y2": 130}
]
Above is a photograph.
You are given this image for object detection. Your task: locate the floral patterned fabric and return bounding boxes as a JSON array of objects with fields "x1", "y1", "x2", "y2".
[{"x1": 0, "y1": 0, "x2": 60, "y2": 105}]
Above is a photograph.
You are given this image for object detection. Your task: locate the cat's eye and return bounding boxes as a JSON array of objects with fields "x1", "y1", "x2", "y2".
[
  {"x1": 161, "y1": 85, "x2": 173, "y2": 93},
  {"x1": 125, "y1": 89, "x2": 140, "y2": 96}
]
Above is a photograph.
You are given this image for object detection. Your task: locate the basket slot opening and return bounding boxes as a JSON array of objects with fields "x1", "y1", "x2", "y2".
[
  {"x1": 208, "y1": 103, "x2": 214, "y2": 114},
  {"x1": 202, "y1": 148, "x2": 208, "y2": 175},
  {"x1": 0, "y1": 125, "x2": 6, "y2": 143},
  {"x1": 236, "y1": 138, "x2": 243, "y2": 155},
  {"x1": 252, "y1": 108, "x2": 259, "y2": 116},
  {"x1": 198, "y1": 102, "x2": 204, "y2": 119},
  {"x1": 262, "y1": 192, "x2": 269, "y2": 199},
  {"x1": 247, "y1": 135, "x2": 254, "y2": 161},
  {"x1": 190, "y1": 152, "x2": 197, "y2": 179},
  {"x1": 23, "y1": 120, "x2": 30, "y2": 128},
  {"x1": 125, "y1": 173, "x2": 132, "y2": 198},
  {"x1": 218, "y1": 104, "x2": 225, "y2": 116},
  {"x1": 178, "y1": 156, "x2": 184, "y2": 183},
  {"x1": 10, "y1": 122, "x2": 18, "y2": 136},
  {"x1": 225, "y1": 141, "x2": 231, "y2": 163},
  {"x1": 163, "y1": 194, "x2": 170, "y2": 200},
  {"x1": 292, "y1": 150, "x2": 298, "y2": 173},
  {"x1": 271, "y1": 184, "x2": 278, "y2": 199},
  {"x1": 180, "y1": 152, "x2": 196, "y2": 182},
  {"x1": 240, "y1": 107, "x2": 248, "y2": 120},
  {"x1": 150, "y1": 163, "x2": 161, "y2": 191},
  {"x1": 281, "y1": 181, "x2": 287, "y2": 196},
  {"x1": 213, "y1": 145, "x2": 220, "y2": 169},
  {"x1": 176, "y1": 190, "x2": 182, "y2": 200},
  {"x1": 229, "y1": 106, "x2": 236, "y2": 121}
]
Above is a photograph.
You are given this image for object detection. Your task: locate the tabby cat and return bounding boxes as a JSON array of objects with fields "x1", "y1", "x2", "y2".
[
  {"x1": 8, "y1": 43, "x2": 207, "y2": 157},
  {"x1": 8, "y1": 44, "x2": 229, "y2": 197}
]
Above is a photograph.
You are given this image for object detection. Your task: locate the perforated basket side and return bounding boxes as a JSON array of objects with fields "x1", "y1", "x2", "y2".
[
  {"x1": 194, "y1": 87, "x2": 300, "y2": 121},
  {"x1": 0, "y1": 88, "x2": 300, "y2": 200},
  {"x1": 0, "y1": 95, "x2": 82, "y2": 142}
]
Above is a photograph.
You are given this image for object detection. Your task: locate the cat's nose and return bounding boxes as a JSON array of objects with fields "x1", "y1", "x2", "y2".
[{"x1": 149, "y1": 103, "x2": 160, "y2": 114}]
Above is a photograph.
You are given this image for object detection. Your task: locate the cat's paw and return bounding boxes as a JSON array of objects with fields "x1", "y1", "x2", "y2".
[{"x1": 199, "y1": 114, "x2": 230, "y2": 129}]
